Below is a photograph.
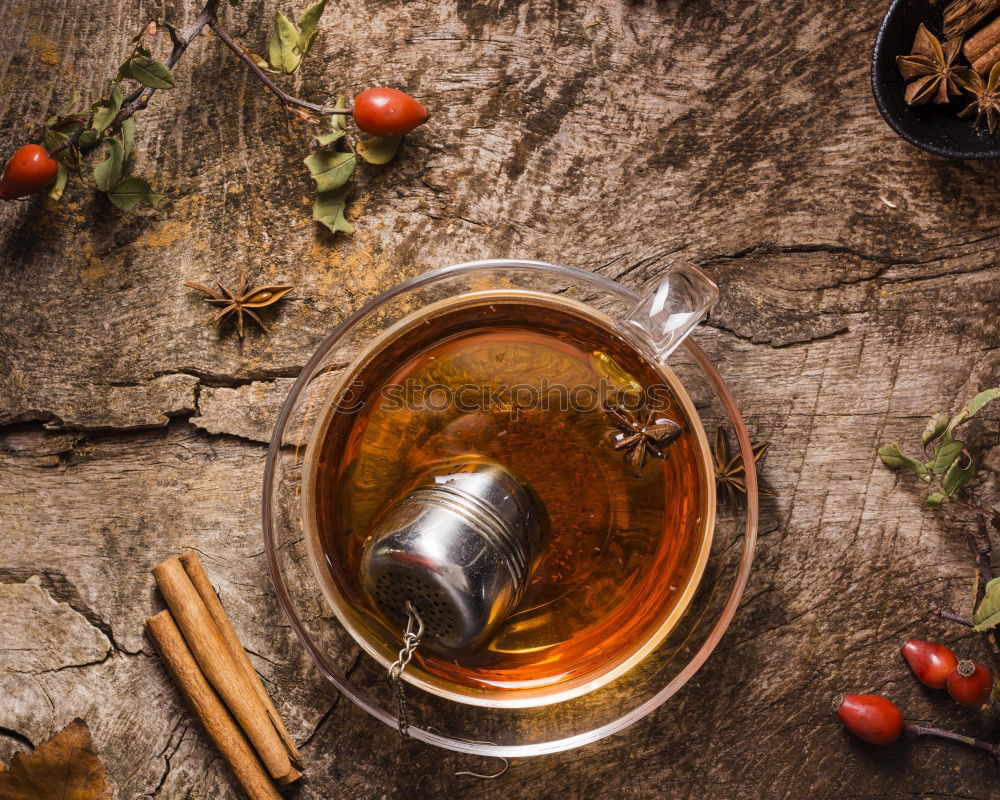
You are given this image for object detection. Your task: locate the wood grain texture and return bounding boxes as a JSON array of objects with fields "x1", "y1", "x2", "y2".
[{"x1": 0, "y1": 0, "x2": 998, "y2": 797}]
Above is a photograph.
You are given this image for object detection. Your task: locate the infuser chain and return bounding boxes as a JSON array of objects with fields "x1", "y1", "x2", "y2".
[{"x1": 387, "y1": 600, "x2": 424, "y2": 738}]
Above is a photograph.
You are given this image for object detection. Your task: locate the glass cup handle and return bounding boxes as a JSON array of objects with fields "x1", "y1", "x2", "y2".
[{"x1": 618, "y1": 263, "x2": 718, "y2": 363}]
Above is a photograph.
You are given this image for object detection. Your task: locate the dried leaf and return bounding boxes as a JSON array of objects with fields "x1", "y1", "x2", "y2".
[
  {"x1": 90, "y1": 85, "x2": 123, "y2": 135},
  {"x1": 297, "y1": 0, "x2": 326, "y2": 53},
  {"x1": 878, "y1": 442, "x2": 929, "y2": 477},
  {"x1": 127, "y1": 56, "x2": 174, "y2": 89},
  {"x1": 357, "y1": 135, "x2": 402, "y2": 165},
  {"x1": 268, "y1": 12, "x2": 303, "y2": 74},
  {"x1": 121, "y1": 117, "x2": 136, "y2": 159},
  {"x1": 943, "y1": 452, "x2": 976, "y2": 495},
  {"x1": 0, "y1": 718, "x2": 112, "y2": 800},
  {"x1": 925, "y1": 491, "x2": 946, "y2": 508},
  {"x1": 947, "y1": 387, "x2": 1000, "y2": 433},
  {"x1": 48, "y1": 162, "x2": 69, "y2": 201},
  {"x1": 921, "y1": 412, "x2": 950, "y2": 446},
  {"x1": 974, "y1": 577, "x2": 1000, "y2": 631},
  {"x1": 313, "y1": 184, "x2": 354, "y2": 234},
  {"x1": 304, "y1": 150, "x2": 356, "y2": 192},
  {"x1": 107, "y1": 176, "x2": 162, "y2": 211},
  {"x1": 931, "y1": 438, "x2": 964, "y2": 474},
  {"x1": 93, "y1": 138, "x2": 124, "y2": 191}
]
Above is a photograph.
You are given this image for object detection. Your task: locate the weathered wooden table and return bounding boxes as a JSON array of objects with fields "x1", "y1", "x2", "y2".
[{"x1": 2, "y1": 0, "x2": 999, "y2": 796}]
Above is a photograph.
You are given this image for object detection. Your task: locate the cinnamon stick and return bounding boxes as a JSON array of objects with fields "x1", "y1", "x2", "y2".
[
  {"x1": 964, "y1": 13, "x2": 1000, "y2": 61},
  {"x1": 178, "y1": 551, "x2": 302, "y2": 778},
  {"x1": 152, "y1": 556, "x2": 296, "y2": 783},
  {"x1": 972, "y1": 41, "x2": 1000, "y2": 74},
  {"x1": 945, "y1": 0, "x2": 1000, "y2": 38},
  {"x1": 145, "y1": 611, "x2": 282, "y2": 800}
]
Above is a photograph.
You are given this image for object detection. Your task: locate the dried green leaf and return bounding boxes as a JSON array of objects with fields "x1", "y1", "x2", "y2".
[
  {"x1": 297, "y1": 0, "x2": 326, "y2": 53},
  {"x1": 878, "y1": 442, "x2": 928, "y2": 477},
  {"x1": 331, "y1": 96, "x2": 349, "y2": 131},
  {"x1": 942, "y1": 453, "x2": 976, "y2": 496},
  {"x1": 121, "y1": 117, "x2": 136, "y2": 159},
  {"x1": 921, "y1": 412, "x2": 949, "y2": 446},
  {"x1": 90, "y1": 86, "x2": 123, "y2": 135},
  {"x1": 304, "y1": 150, "x2": 356, "y2": 192},
  {"x1": 93, "y1": 138, "x2": 124, "y2": 191},
  {"x1": 313, "y1": 184, "x2": 354, "y2": 234},
  {"x1": 79, "y1": 129, "x2": 99, "y2": 151},
  {"x1": 107, "y1": 176, "x2": 161, "y2": 211},
  {"x1": 946, "y1": 387, "x2": 1000, "y2": 434},
  {"x1": 925, "y1": 491, "x2": 946, "y2": 508},
  {"x1": 127, "y1": 56, "x2": 175, "y2": 89},
  {"x1": 974, "y1": 577, "x2": 1000, "y2": 631},
  {"x1": 268, "y1": 12, "x2": 302, "y2": 74},
  {"x1": 931, "y1": 438, "x2": 964, "y2": 474},
  {"x1": 48, "y1": 162, "x2": 69, "y2": 201},
  {"x1": 357, "y1": 135, "x2": 402, "y2": 165},
  {"x1": 315, "y1": 129, "x2": 345, "y2": 145}
]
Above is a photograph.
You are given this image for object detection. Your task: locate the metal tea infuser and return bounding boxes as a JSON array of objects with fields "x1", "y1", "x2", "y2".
[{"x1": 360, "y1": 458, "x2": 548, "y2": 735}]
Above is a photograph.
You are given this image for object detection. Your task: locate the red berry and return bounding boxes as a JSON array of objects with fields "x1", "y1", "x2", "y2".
[
  {"x1": 352, "y1": 88, "x2": 429, "y2": 137},
  {"x1": 901, "y1": 639, "x2": 958, "y2": 689},
  {"x1": 0, "y1": 144, "x2": 58, "y2": 199},
  {"x1": 946, "y1": 660, "x2": 992, "y2": 707},
  {"x1": 835, "y1": 694, "x2": 904, "y2": 745}
]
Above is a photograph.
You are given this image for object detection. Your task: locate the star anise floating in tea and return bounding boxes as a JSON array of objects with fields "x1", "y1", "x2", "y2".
[
  {"x1": 713, "y1": 427, "x2": 771, "y2": 504},
  {"x1": 960, "y1": 60, "x2": 1000, "y2": 130},
  {"x1": 184, "y1": 278, "x2": 293, "y2": 336},
  {"x1": 897, "y1": 24, "x2": 975, "y2": 105},
  {"x1": 603, "y1": 400, "x2": 683, "y2": 478}
]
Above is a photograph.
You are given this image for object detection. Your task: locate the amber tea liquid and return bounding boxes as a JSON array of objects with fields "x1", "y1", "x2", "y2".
[{"x1": 306, "y1": 292, "x2": 712, "y2": 705}]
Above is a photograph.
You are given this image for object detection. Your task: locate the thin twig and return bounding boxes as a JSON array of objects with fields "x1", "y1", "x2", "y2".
[
  {"x1": 905, "y1": 723, "x2": 1000, "y2": 757},
  {"x1": 934, "y1": 608, "x2": 974, "y2": 627},
  {"x1": 208, "y1": 18, "x2": 352, "y2": 116},
  {"x1": 47, "y1": 0, "x2": 219, "y2": 157}
]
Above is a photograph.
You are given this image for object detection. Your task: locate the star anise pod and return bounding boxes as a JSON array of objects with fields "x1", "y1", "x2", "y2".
[
  {"x1": 603, "y1": 400, "x2": 683, "y2": 477},
  {"x1": 897, "y1": 24, "x2": 976, "y2": 105},
  {"x1": 713, "y1": 427, "x2": 771, "y2": 504},
  {"x1": 959, "y1": 60, "x2": 1000, "y2": 132},
  {"x1": 184, "y1": 278, "x2": 293, "y2": 337}
]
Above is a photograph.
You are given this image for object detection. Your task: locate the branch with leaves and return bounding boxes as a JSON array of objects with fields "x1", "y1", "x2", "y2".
[{"x1": 0, "y1": 0, "x2": 429, "y2": 234}]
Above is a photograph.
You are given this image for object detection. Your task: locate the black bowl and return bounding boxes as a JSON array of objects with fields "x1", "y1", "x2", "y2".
[{"x1": 872, "y1": 0, "x2": 1000, "y2": 159}]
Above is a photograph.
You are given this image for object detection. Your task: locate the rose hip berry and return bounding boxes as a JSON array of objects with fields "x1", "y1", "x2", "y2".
[
  {"x1": 901, "y1": 639, "x2": 958, "y2": 689},
  {"x1": 352, "y1": 88, "x2": 429, "y2": 137},
  {"x1": 946, "y1": 660, "x2": 992, "y2": 708},
  {"x1": 835, "y1": 694, "x2": 904, "y2": 745},
  {"x1": 0, "y1": 144, "x2": 58, "y2": 199}
]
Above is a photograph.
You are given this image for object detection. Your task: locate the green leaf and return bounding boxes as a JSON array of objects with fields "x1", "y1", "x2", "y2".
[
  {"x1": 315, "y1": 129, "x2": 345, "y2": 145},
  {"x1": 943, "y1": 453, "x2": 976, "y2": 496},
  {"x1": 931, "y1": 438, "x2": 964, "y2": 474},
  {"x1": 268, "y1": 12, "x2": 302, "y2": 74},
  {"x1": 313, "y1": 184, "x2": 354, "y2": 234},
  {"x1": 357, "y1": 135, "x2": 402, "y2": 165},
  {"x1": 921, "y1": 412, "x2": 949, "y2": 446},
  {"x1": 78, "y1": 129, "x2": 99, "y2": 151},
  {"x1": 974, "y1": 578, "x2": 1000, "y2": 631},
  {"x1": 304, "y1": 150, "x2": 356, "y2": 192},
  {"x1": 297, "y1": 0, "x2": 326, "y2": 52},
  {"x1": 90, "y1": 85, "x2": 124, "y2": 135},
  {"x1": 925, "y1": 491, "x2": 946, "y2": 509},
  {"x1": 121, "y1": 117, "x2": 136, "y2": 159},
  {"x1": 249, "y1": 52, "x2": 271, "y2": 71},
  {"x1": 946, "y1": 387, "x2": 1000, "y2": 434},
  {"x1": 878, "y1": 442, "x2": 928, "y2": 477},
  {"x1": 331, "y1": 96, "x2": 349, "y2": 131},
  {"x1": 93, "y1": 138, "x2": 124, "y2": 191},
  {"x1": 48, "y1": 162, "x2": 69, "y2": 201},
  {"x1": 128, "y1": 56, "x2": 175, "y2": 89},
  {"x1": 107, "y1": 176, "x2": 162, "y2": 211}
]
